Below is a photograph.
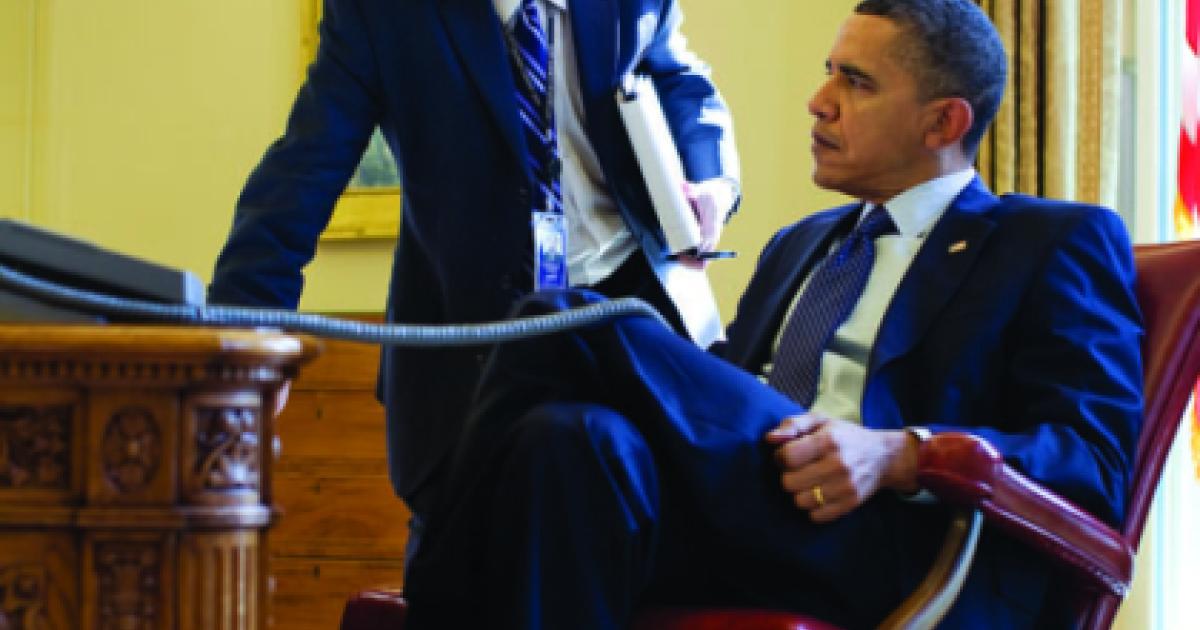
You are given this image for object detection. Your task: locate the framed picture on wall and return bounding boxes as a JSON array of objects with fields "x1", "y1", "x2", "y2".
[{"x1": 302, "y1": 1, "x2": 401, "y2": 241}]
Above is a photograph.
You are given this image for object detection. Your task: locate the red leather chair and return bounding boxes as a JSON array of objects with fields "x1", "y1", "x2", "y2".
[{"x1": 340, "y1": 240, "x2": 1200, "y2": 630}]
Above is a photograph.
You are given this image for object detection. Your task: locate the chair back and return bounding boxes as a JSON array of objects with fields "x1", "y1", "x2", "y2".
[{"x1": 1084, "y1": 240, "x2": 1200, "y2": 629}]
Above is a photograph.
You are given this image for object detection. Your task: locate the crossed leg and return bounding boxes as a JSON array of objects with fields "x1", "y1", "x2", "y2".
[{"x1": 404, "y1": 290, "x2": 934, "y2": 630}]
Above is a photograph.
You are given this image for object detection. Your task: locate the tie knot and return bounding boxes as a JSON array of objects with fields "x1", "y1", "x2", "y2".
[{"x1": 856, "y1": 206, "x2": 897, "y2": 240}]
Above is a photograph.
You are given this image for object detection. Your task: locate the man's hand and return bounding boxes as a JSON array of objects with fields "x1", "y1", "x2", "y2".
[
  {"x1": 678, "y1": 179, "x2": 737, "y2": 269},
  {"x1": 765, "y1": 414, "x2": 920, "y2": 523}
]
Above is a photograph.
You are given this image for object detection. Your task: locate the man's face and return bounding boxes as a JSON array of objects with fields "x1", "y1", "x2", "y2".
[{"x1": 808, "y1": 15, "x2": 938, "y2": 202}]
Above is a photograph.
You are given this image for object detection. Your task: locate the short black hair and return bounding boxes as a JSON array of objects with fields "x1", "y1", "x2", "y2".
[{"x1": 854, "y1": 0, "x2": 1007, "y2": 155}]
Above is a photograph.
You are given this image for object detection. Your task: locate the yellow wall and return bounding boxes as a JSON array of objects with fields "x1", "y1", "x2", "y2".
[
  {"x1": 24, "y1": 0, "x2": 312, "y2": 295},
  {"x1": 0, "y1": 0, "x2": 34, "y2": 223},
  {"x1": 0, "y1": 0, "x2": 854, "y2": 315},
  {"x1": 686, "y1": 2, "x2": 857, "y2": 312},
  {"x1": 0, "y1": 0, "x2": 382, "y2": 310}
]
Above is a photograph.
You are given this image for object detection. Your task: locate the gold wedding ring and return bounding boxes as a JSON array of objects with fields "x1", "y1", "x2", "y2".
[{"x1": 811, "y1": 485, "x2": 826, "y2": 508}]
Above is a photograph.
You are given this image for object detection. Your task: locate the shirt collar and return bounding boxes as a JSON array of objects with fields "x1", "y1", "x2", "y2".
[
  {"x1": 495, "y1": 0, "x2": 565, "y2": 24},
  {"x1": 861, "y1": 168, "x2": 976, "y2": 239}
]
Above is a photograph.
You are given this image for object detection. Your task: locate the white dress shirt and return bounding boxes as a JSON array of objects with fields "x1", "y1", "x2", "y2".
[{"x1": 764, "y1": 168, "x2": 978, "y2": 424}]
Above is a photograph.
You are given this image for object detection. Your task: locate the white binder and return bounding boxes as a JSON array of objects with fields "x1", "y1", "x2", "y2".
[{"x1": 615, "y1": 74, "x2": 725, "y2": 348}]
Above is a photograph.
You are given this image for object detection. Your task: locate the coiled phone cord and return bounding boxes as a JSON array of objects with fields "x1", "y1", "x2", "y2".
[{"x1": 0, "y1": 261, "x2": 668, "y2": 346}]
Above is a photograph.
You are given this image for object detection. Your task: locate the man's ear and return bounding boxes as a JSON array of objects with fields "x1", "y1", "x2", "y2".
[{"x1": 923, "y1": 97, "x2": 974, "y2": 151}]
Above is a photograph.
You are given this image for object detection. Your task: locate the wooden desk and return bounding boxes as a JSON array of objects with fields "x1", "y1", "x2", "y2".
[{"x1": 0, "y1": 325, "x2": 318, "y2": 630}]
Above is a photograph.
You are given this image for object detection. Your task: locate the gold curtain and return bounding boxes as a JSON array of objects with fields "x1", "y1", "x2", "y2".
[{"x1": 975, "y1": 0, "x2": 1123, "y2": 207}]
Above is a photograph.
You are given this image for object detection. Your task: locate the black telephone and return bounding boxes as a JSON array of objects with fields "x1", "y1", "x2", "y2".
[{"x1": 0, "y1": 219, "x2": 204, "y2": 323}]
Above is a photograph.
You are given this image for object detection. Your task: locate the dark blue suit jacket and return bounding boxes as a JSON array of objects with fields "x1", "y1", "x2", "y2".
[
  {"x1": 208, "y1": 0, "x2": 737, "y2": 501},
  {"x1": 722, "y1": 178, "x2": 1143, "y2": 624}
]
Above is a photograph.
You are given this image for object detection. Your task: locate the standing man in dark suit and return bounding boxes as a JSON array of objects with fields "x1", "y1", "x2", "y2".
[
  {"x1": 402, "y1": 0, "x2": 1143, "y2": 627},
  {"x1": 206, "y1": 0, "x2": 740, "y2": 553}
]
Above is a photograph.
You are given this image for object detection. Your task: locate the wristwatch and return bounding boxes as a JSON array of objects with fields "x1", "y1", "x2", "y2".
[{"x1": 901, "y1": 426, "x2": 935, "y2": 503}]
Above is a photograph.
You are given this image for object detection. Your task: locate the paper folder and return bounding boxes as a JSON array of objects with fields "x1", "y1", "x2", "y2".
[
  {"x1": 615, "y1": 75, "x2": 706, "y2": 255},
  {"x1": 615, "y1": 74, "x2": 725, "y2": 348}
]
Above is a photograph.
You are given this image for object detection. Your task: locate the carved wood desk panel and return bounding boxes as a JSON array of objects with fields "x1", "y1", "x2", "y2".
[{"x1": 0, "y1": 325, "x2": 319, "y2": 630}]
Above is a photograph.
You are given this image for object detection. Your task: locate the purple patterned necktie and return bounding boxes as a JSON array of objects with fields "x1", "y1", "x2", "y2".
[
  {"x1": 767, "y1": 206, "x2": 898, "y2": 407},
  {"x1": 509, "y1": 0, "x2": 562, "y2": 215}
]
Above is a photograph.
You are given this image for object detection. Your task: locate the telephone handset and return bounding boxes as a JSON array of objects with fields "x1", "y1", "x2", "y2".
[{"x1": 0, "y1": 219, "x2": 204, "y2": 323}]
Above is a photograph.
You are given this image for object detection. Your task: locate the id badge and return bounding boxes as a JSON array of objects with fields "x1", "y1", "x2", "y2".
[{"x1": 532, "y1": 211, "x2": 569, "y2": 291}]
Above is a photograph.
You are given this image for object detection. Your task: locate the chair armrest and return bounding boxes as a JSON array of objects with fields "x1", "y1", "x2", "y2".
[
  {"x1": 917, "y1": 433, "x2": 1133, "y2": 597},
  {"x1": 878, "y1": 508, "x2": 983, "y2": 630}
]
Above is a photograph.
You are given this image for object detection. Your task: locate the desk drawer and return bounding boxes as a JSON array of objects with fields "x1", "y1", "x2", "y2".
[
  {"x1": 272, "y1": 473, "x2": 409, "y2": 559},
  {"x1": 275, "y1": 391, "x2": 386, "y2": 464}
]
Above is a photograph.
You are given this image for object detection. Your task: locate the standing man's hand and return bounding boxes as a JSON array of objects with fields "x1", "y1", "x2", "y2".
[
  {"x1": 765, "y1": 414, "x2": 920, "y2": 523},
  {"x1": 678, "y1": 179, "x2": 737, "y2": 269}
]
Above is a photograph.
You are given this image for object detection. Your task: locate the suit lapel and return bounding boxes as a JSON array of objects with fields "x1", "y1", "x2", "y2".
[
  {"x1": 437, "y1": 0, "x2": 528, "y2": 173},
  {"x1": 567, "y1": 0, "x2": 618, "y2": 107},
  {"x1": 866, "y1": 178, "x2": 999, "y2": 383}
]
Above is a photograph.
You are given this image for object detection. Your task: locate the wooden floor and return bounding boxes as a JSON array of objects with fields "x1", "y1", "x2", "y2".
[{"x1": 270, "y1": 332, "x2": 409, "y2": 629}]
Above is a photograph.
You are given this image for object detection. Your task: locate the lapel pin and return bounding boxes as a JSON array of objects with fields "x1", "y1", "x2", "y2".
[{"x1": 948, "y1": 240, "x2": 968, "y2": 254}]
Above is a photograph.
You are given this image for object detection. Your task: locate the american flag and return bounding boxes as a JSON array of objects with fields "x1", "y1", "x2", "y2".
[
  {"x1": 1181, "y1": 0, "x2": 1200, "y2": 478},
  {"x1": 1179, "y1": 0, "x2": 1199, "y2": 237}
]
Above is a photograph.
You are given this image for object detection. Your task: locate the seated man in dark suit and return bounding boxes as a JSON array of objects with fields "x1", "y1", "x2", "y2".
[{"x1": 402, "y1": 0, "x2": 1144, "y2": 628}]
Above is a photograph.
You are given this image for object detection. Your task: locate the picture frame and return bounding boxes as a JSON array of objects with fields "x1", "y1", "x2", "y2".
[{"x1": 302, "y1": 1, "x2": 402, "y2": 241}]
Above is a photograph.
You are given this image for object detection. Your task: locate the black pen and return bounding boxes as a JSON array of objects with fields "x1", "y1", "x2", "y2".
[{"x1": 666, "y1": 250, "x2": 737, "y2": 261}]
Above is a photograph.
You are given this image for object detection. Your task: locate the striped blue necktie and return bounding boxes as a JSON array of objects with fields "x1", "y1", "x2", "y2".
[
  {"x1": 510, "y1": 0, "x2": 562, "y2": 215},
  {"x1": 767, "y1": 206, "x2": 897, "y2": 407}
]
